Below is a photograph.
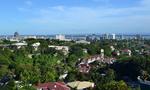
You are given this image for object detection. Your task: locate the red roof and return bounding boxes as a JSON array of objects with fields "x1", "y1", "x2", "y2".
[
  {"x1": 79, "y1": 64, "x2": 91, "y2": 73},
  {"x1": 36, "y1": 82, "x2": 70, "y2": 90},
  {"x1": 122, "y1": 49, "x2": 131, "y2": 52}
]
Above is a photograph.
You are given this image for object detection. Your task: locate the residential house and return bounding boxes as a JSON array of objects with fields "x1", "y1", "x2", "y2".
[
  {"x1": 112, "y1": 50, "x2": 120, "y2": 56},
  {"x1": 11, "y1": 42, "x2": 27, "y2": 49},
  {"x1": 83, "y1": 49, "x2": 88, "y2": 53},
  {"x1": 67, "y1": 81, "x2": 94, "y2": 90},
  {"x1": 78, "y1": 64, "x2": 91, "y2": 73},
  {"x1": 121, "y1": 49, "x2": 132, "y2": 56},
  {"x1": 110, "y1": 46, "x2": 115, "y2": 51},
  {"x1": 78, "y1": 55, "x2": 116, "y2": 73},
  {"x1": 32, "y1": 42, "x2": 40, "y2": 51},
  {"x1": 49, "y1": 45, "x2": 69, "y2": 55}
]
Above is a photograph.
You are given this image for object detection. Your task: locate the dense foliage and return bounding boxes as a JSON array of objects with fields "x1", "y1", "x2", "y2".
[{"x1": 0, "y1": 39, "x2": 150, "y2": 90}]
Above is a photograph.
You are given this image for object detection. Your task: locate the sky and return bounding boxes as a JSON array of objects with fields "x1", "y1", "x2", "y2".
[{"x1": 0, "y1": 0, "x2": 150, "y2": 35}]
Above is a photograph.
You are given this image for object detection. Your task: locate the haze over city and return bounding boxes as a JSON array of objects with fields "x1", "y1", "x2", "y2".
[{"x1": 0, "y1": 0, "x2": 150, "y2": 35}]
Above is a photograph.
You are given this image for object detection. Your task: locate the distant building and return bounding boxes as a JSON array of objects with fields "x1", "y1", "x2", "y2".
[
  {"x1": 117, "y1": 34, "x2": 124, "y2": 40},
  {"x1": 24, "y1": 35, "x2": 37, "y2": 39},
  {"x1": 136, "y1": 34, "x2": 142, "y2": 40},
  {"x1": 32, "y1": 42, "x2": 40, "y2": 51},
  {"x1": 56, "y1": 34, "x2": 65, "y2": 40},
  {"x1": 86, "y1": 34, "x2": 100, "y2": 41},
  {"x1": 112, "y1": 34, "x2": 116, "y2": 40},
  {"x1": 86, "y1": 36, "x2": 91, "y2": 41},
  {"x1": 9, "y1": 38, "x2": 20, "y2": 42},
  {"x1": 102, "y1": 33, "x2": 116, "y2": 40},
  {"x1": 56, "y1": 34, "x2": 71, "y2": 41},
  {"x1": 9, "y1": 32, "x2": 20, "y2": 42},
  {"x1": 102, "y1": 33, "x2": 109, "y2": 39},
  {"x1": 49, "y1": 45, "x2": 69, "y2": 55},
  {"x1": 76, "y1": 40, "x2": 90, "y2": 44},
  {"x1": 108, "y1": 34, "x2": 116, "y2": 40},
  {"x1": 14, "y1": 32, "x2": 19, "y2": 38},
  {"x1": 11, "y1": 42, "x2": 27, "y2": 49}
]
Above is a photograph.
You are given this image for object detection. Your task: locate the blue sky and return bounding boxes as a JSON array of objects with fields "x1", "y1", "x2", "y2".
[{"x1": 0, "y1": 0, "x2": 150, "y2": 35}]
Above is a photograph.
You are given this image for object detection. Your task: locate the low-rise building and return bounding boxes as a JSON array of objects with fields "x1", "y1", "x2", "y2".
[
  {"x1": 112, "y1": 50, "x2": 120, "y2": 56},
  {"x1": 11, "y1": 42, "x2": 27, "y2": 49},
  {"x1": 67, "y1": 81, "x2": 94, "y2": 90},
  {"x1": 110, "y1": 46, "x2": 115, "y2": 51},
  {"x1": 83, "y1": 49, "x2": 88, "y2": 53},
  {"x1": 78, "y1": 64, "x2": 91, "y2": 73},
  {"x1": 121, "y1": 49, "x2": 132, "y2": 56},
  {"x1": 49, "y1": 45, "x2": 69, "y2": 55},
  {"x1": 79, "y1": 54, "x2": 116, "y2": 65},
  {"x1": 32, "y1": 42, "x2": 40, "y2": 51},
  {"x1": 76, "y1": 40, "x2": 90, "y2": 44}
]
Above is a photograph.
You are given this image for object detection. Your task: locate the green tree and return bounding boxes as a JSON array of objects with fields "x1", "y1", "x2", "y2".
[
  {"x1": 99, "y1": 81, "x2": 130, "y2": 90},
  {"x1": 67, "y1": 54, "x2": 78, "y2": 67},
  {"x1": 69, "y1": 45, "x2": 84, "y2": 58}
]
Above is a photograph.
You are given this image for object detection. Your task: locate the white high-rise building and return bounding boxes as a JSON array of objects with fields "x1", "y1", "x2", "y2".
[
  {"x1": 109, "y1": 34, "x2": 116, "y2": 40},
  {"x1": 112, "y1": 34, "x2": 116, "y2": 40},
  {"x1": 56, "y1": 34, "x2": 65, "y2": 40}
]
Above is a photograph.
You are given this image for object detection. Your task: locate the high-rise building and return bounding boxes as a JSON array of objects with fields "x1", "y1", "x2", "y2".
[
  {"x1": 14, "y1": 32, "x2": 19, "y2": 38},
  {"x1": 102, "y1": 33, "x2": 109, "y2": 39},
  {"x1": 108, "y1": 34, "x2": 116, "y2": 40},
  {"x1": 136, "y1": 34, "x2": 142, "y2": 40},
  {"x1": 112, "y1": 34, "x2": 116, "y2": 40},
  {"x1": 56, "y1": 34, "x2": 65, "y2": 40},
  {"x1": 86, "y1": 34, "x2": 100, "y2": 41},
  {"x1": 120, "y1": 35, "x2": 124, "y2": 40}
]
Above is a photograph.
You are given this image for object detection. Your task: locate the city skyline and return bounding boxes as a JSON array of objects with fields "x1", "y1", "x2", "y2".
[{"x1": 0, "y1": 0, "x2": 150, "y2": 35}]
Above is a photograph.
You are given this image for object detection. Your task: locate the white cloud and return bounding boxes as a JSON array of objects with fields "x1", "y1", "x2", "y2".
[
  {"x1": 25, "y1": 1, "x2": 32, "y2": 6},
  {"x1": 18, "y1": 7, "x2": 30, "y2": 12},
  {"x1": 31, "y1": 3, "x2": 150, "y2": 22},
  {"x1": 51, "y1": 6, "x2": 65, "y2": 12},
  {"x1": 24, "y1": 0, "x2": 150, "y2": 33},
  {"x1": 140, "y1": 0, "x2": 150, "y2": 8},
  {"x1": 18, "y1": 0, "x2": 33, "y2": 12},
  {"x1": 92, "y1": 0, "x2": 110, "y2": 2}
]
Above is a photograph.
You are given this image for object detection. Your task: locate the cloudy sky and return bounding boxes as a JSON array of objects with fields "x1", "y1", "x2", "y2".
[{"x1": 0, "y1": 0, "x2": 150, "y2": 35}]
